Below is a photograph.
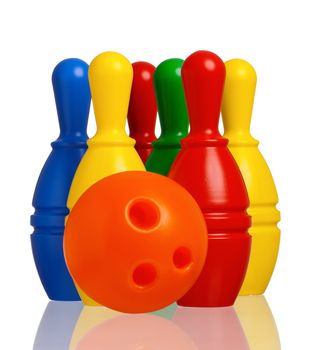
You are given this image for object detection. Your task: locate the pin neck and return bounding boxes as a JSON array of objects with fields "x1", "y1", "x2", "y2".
[
  {"x1": 154, "y1": 131, "x2": 187, "y2": 148},
  {"x1": 157, "y1": 120, "x2": 188, "y2": 146},
  {"x1": 89, "y1": 129, "x2": 135, "y2": 147},
  {"x1": 52, "y1": 130, "x2": 88, "y2": 148},
  {"x1": 57, "y1": 114, "x2": 88, "y2": 135},
  {"x1": 182, "y1": 127, "x2": 228, "y2": 147},
  {"x1": 224, "y1": 130, "x2": 259, "y2": 147},
  {"x1": 130, "y1": 131, "x2": 156, "y2": 144}
]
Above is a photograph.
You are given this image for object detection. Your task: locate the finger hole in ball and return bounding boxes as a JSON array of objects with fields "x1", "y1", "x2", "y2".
[
  {"x1": 132, "y1": 263, "x2": 157, "y2": 288},
  {"x1": 173, "y1": 247, "x2": 192, "y2": 270},
  {"x1": 127, "y1": 198, "x2": 161, "y2": 231}
]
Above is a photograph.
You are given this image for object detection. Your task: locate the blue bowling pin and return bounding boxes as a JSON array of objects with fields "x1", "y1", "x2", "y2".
[{"x1": 31, "y1": 58, "x2": 90, "y2": 300}]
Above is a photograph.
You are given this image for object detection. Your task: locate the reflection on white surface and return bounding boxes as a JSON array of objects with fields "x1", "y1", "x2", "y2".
[
  {"x1": 173, "y1": 305, "x2": 250, "y2": 349},
  {"x1": 69, "y1": 301, "x2": 177, "y2": 349},
  {"x1": 71, "y1": 312, "x2": 197, "y2": 350},
  {"x1": 68, "y1": 305, "x2": 121, "y2": 350},
  {"x1": 33, "y1": 297, "x2": 280, "y2": 349},
  {"x1": 235, "y1": 296, "x2": 281, "y2": 350},
  {"x1": 33, "y1": 301, "x2": 82, "y2": 350}
]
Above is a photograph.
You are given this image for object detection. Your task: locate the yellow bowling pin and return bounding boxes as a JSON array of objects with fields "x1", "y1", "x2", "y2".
[
  {"x1": 67, "y1": 52, "x2": 145, "y2": 305},
  {"x1": 222, "y1": 59, "x2": 280, "y2": 295},
  {"x1": 235, "y1": 296, "x2": 281, "y2": 350}
]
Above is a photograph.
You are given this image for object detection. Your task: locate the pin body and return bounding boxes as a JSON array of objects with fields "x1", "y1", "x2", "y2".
[
  {"x1": 128, "y1": 62, "x2": 157, "y2": 163},
  {"x1": 146, "y1": 58, "x2": 189, "y2": 175},
  {"x1": 169, "y1": 51, "x2": 251, "y2": 307},
  {"x1": 31, "y1": 58, "x2": 90, "y2": 300},
  {"x1": 66, "y1": 52, "x2": 145, "y2": 305},
  {"x1": 222, "y1": 59, "x2": 280, "y2": 295}
]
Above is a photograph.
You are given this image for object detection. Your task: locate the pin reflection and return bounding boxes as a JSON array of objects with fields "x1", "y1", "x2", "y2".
[
  {"x1": 173, "y1": 305, "x2": 250, "y2": 349},
  {"x1": 33, "y1": 297, "x2": 280, "y2": 349},
  {"x1": 235, "y1": 296, "x2": 281, "y2": 349},
  {"x1": 68, "y1": 306, "x2": 120, "y2": 349},
  {"x1": 33, "y1": 301, "x2": 82, "y2": 350}
]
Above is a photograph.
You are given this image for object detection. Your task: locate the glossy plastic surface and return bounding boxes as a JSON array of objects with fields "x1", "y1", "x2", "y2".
[
  {"x1": 31, "y1": 58, "x2": 90, "y2": 300},
  {"x1": 222, "y1": 59, "x2": 280, "y2": 295},
  {"x1": 66, "y1": 52, "x2": 145, "y2": 305},
  {"x1": 169, "y1": 51, "x2": 251, "y2": 307},
  {"x1": 146, "y1": 58, "x2": 189, "y2": 175},
  {"x1": 64, "y1": 171, "x2": 208, "y2": 313},
  {"x1": 128, "y1": 61, "x2": 157, "y2": 163}
]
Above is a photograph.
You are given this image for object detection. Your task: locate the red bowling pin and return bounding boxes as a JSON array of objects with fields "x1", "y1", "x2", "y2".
[
  {"x1": 128, "y1": 62, "x2": 157, "y2": 163},
  {"x1": 169, "y1": 50, "x2": 251, "y2": 307}
]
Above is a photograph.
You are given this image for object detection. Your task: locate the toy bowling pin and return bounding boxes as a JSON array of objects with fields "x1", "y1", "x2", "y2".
[
  {"x1": 222, "y1": 59, "x2": 280, "y2": 295},
  {"x1": 31, "y1": 58, "x2": 90, "y2": 300},
  {"x1": 169, "y1": 51, "x2": 252, "y2": 307},
  {"x1": 146, "y1": 58, "x2": 189, "y2": 175},
  {"x1": 66, "y1": 51, "x2": 145, "y2": 305},
  {"x1": 128, "y1": 61, "x2": 157, "y2": 163}
]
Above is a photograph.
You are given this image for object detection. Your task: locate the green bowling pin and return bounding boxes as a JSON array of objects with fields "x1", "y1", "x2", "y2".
[{"x1": 146, "y1": 58, "x2": 189, "y2": 175}]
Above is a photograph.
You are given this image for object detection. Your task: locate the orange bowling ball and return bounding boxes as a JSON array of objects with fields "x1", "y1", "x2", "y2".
[{"x1": 64, "y1": 171, "x2": 207, "y2": 313}]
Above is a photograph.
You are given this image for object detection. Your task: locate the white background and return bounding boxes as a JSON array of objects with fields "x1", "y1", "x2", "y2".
[{"x1": 0, "y1": 0, "x2": 307, "y2": 348}]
